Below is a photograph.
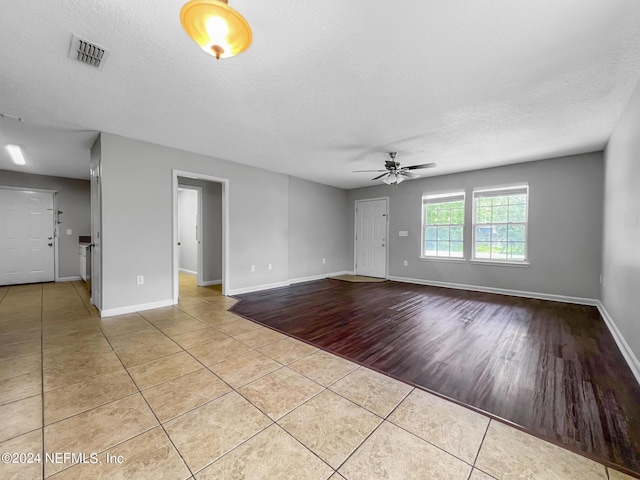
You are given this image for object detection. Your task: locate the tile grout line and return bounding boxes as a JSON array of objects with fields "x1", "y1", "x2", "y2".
[
  {"x1": 116, "y1": 299, "x2": 463, "y2": 476},
  {"x1": 40, "y1": 284, "x2": 45, "y2": 480},
  {"x1": 37, "y1": 285, "x2": 161, "y2": 478},
  {"x1": 69, "y1": 280, "x2": 96, "y2": 316},
  {"x1": 40, "y1": 284, "x2": 480, "y2": 478},
  {"x1": 115, "y1": 291, "x2": 336, "y2": 477},
  {"x1": 322, "y1": 384, "x2": 416, "y2": 475},
  {"x1": 471, "y1": 418, "x2": 492, "y2": 475},
  {"x1": 100, "y1": 295, "x2": 301, "y2": 474},
  {"x1": 134, "y1": 300, "x2": 286, "y2": 477},
  {"x1": 92, "y1": 316, "x2": 197, "y2": 480}
]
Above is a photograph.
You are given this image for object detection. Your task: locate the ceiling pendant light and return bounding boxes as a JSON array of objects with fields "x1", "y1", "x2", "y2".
[{"x1": 180, "y1": 0, "x2": 252, "y2": 60}]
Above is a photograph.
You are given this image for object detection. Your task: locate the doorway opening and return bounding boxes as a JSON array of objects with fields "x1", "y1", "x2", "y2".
[{"x1": 172, "y1": 170, "x2": 229, "y2": 303}]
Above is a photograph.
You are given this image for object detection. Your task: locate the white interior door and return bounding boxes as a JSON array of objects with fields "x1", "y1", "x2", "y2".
[
  {"x1": 355, "y1": 198, "x2": 388, "y2": 278},
  {"x1": 90, "y1": 155, "x2": 102, "y2": 310},
  {"x1": 0, "y1": 188, "x2": 55, "y2": 285}
]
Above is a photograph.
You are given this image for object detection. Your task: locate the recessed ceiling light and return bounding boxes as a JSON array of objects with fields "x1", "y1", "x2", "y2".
[{"x1": 6, "y1": 144, "x2": 26, "y2": 165}]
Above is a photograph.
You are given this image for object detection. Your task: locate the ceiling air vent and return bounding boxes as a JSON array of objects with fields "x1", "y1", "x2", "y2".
[{"x1": 68, "y1": 34, "x2": 110, "y2": 69}]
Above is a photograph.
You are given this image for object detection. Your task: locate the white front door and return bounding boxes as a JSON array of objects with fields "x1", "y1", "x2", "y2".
[
  {"x1": 355, "y1": 198, "x2": 388, "y2": 278},
  {"x1": 0, "y1": 188, "x2": 55, "y2": 285}
]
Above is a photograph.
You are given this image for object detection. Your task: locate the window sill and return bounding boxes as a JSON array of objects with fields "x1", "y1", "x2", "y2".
[
  {"x1": 469, "y1": 259, "x2": 530, "y2": 268},
  {"x1": 420, "y1": 257, "x2": 467, "y2": 263}
]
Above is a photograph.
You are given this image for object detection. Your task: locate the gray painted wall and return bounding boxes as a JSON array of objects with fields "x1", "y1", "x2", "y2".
[
  {"x1": 178, "y1": 178, "x2": 223, "y2": 283},
  {"x1": 0, "y1": 170, "x2": 90, "y2": 279},
  {"x1": 288, "y1": 177, "x2": 350, "y2": 280},
  {"x1": 347, "y1": 153, "x2": 604, "y2": 299},
  {"x1": 178, "y1": 188, "x2": 198, "y2": 273},
  {"x1": 100, "y1": 133, "x2": 295, "y2": 310},
  {"x1": 602, "y1": 80, "x2": 640, "y2": 361}
]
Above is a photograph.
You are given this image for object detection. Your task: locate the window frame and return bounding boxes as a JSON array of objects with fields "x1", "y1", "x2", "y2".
[
  {"x1": 421, "y1": 190, "x2": 466, "y2": 260},
  {"x1": 471, "y1": 184, "x2": 529, "y2": 264}
]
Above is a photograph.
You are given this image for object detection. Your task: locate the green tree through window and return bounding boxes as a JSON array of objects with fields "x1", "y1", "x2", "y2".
[
  {"x1": 422, "y1": 192, "x2": 465, "y2": 258},
  {"x1": 473, "y1": 185, "x2": 528, "y2": 261}
]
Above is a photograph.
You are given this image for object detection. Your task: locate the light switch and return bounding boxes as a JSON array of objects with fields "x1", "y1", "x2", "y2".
[
  {"x1": 399, "y1": 231, "x2": 408, "y2": 237},
  {"x1": 66, "y1": 229, "x2": 72, "y2": 235}
]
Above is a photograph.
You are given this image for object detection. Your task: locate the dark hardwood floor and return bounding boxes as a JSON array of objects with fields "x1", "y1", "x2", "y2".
[{"x1": 230, "y1": 279, "x2": 640, "y2": 475}]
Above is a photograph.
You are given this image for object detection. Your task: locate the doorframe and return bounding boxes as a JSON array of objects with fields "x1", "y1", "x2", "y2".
[
  {"x1": 177, "y1": 185, "x2": 204, "y2": 286},
  {"x1": 353, "y1": 197, "x2": 390, "y2": 278},
  {"x1": 0, "y1": 186, "x2": 58, "y2": 282},
  {"x1": 172, "y1": 169, "x2": 229, "y2": 301}
]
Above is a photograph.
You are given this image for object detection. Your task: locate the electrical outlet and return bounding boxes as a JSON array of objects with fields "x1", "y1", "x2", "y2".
[
  {"x1": 403, "y1": 260, "x2": 408, "y2": 267},
  {"x1": 268, "y1": 263, "x2": 272, "y2": 271},
  {"x1": 250, "y1": 265, "x2": 255, "y2": 273},
  {"x1": 136, "y1": 275, "x2": 144, "y2": 285},
  {"x1": 66, "y1": 229, "x2": 72, "y2": 235},
  {"x1": 322, "y1": 258, "x2": 326, "y2": 264}
]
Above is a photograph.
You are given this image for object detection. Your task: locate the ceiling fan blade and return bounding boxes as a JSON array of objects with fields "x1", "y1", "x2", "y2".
[
  {"x1": 399, "y1": 171, "x2": 420, "y2": 179},
  {"x1": 353, "y1": 169, "x2": 387, "y2": 173},
  {"x1": 372, "y1": 172, "x2": 389, "y2": 180},
  {"x1": 405, "y1": 163, "x2": 437, "y2": 170}
]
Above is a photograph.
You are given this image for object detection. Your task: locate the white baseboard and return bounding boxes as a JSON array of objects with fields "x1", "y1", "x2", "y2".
[
  {"x1": 597, "y1": 302, "x2": 640, "y2": 386},
  {"x1": 100, "y1": 299, "x2": 175, "y2": 318},
  {"x1": 227, "y1": 271, "x2": 356, "y2": 296},
  {"x1": 179, "y1": 268, "x2": 197, "y2": 275},
  {"x1": 227, "y1": 281, "x2": 291, "y2": 296},
  {"x1": 289, "y1": 271, "x2": 354, "y2": 285},
  {"x1": 200, "y1": 279, "x2": 222, "y2": 286},
  {"x1": 387, "y1": 276, "x2": 599, "y2": 306},
  {"x1": 57, "y1": 276, "x2": 82, "y2": 282}
]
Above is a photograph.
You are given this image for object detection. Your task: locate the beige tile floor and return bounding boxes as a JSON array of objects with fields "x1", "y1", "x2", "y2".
[{"x1": 0, "y1": 274, "x2": 637, "y2": 480}]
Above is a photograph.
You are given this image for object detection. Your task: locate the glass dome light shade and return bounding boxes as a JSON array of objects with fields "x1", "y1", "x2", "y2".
[{"x1": 181, "y1": 0, "x2": 252, "y2": 59}]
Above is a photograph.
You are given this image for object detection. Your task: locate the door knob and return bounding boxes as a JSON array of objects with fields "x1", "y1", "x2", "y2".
[{"x1": 48, "y1": 243, "x2": 53, "y2": 247}]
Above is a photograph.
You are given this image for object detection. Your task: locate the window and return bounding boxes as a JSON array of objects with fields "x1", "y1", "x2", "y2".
[
  {"x1": 422, "y1": 191, "x2": 465, "y2": 258},
  {"x1": 473, "y1": 185, "x2": 528, "y2": 262}
]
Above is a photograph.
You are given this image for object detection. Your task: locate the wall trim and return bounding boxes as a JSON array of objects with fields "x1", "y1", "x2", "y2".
[
  {"x1": 387, "y1": 275, "x2": 599, "y2": 306},
  {"x1": 227, "y1": 281, "x2": 291, "y2": 296},
  {"x1": 597, "y1": 302, "x2": 640, "y2": 386},
  {"x1": 201, "y1": 279, "x2": 222, "y2": 286},
  {"x1": 227, "y1": 271, "x2": 357, "y2": 296},
  {"x1": 179, "y1": 268, "x2": 197, "y2": 275},
  {"x1": 289, "y1": 271, "x2": 354, "y2": 285},
  {"x1": 57, "y1": 276, "x2": 82, "y2": 282},
  {"x1": 100, "y1": 299, "x2": 175, "y2": 318}
]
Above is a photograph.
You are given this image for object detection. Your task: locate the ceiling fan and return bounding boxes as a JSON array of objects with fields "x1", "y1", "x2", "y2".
[{"x1": 354, "y1": 152, "x2": 436, "y2": 185}]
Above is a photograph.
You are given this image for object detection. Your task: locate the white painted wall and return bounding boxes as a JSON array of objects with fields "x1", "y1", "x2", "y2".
[
  {"x1": 347, "y1": 153, "x2": 604, "y2": 300},
  {"x1": 99, "y1": 133, "x2": 352, "y2": 312},
  {"x1": 178, "y1": 188, "x2": 198, "y2": 273},
  {"x1": 288, "y1": 177, "x2": 350, "y2": 280},
  {"x1": 0, "y1": 170, "x2": 90, "y2": 279},
  {"x1": 602, "y1": 79, "x2": 640, "y2": 363}
]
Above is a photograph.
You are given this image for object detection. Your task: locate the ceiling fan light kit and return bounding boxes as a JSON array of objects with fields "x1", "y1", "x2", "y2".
[
  {"x1": 180, "y1": 0, "x2": 252, "y2": 60},
  {"x1": 353, "y1": 152, "x2": 437, "y2": 186}
]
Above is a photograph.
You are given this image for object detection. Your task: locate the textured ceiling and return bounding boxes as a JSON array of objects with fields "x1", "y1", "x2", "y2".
[{"x1": 1, "y1": 0, "x2": 639, "y2": 188}]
